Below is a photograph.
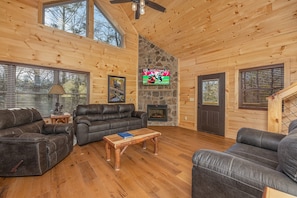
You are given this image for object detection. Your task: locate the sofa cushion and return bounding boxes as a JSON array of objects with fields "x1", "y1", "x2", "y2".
[
  {"x1": 126, "y1": 117, "x2": 143, "y2": 126},
  {"x1": 102, "y1": 105, "x2": 118, "y2": 114},
  {"x1": 18, "y1": 120, "x2": 44, "y2": 134},
  {"x1": 119, "y1": 112, "x2": 131, "y2": 118},
  {"x1": 278, "y1": 131, "x2": 297, "y2": 182},
  {"x1": 18, "y1": 133, "x2": 46, "y2": 141},
  {"x1": 0, "y1": 120, "x2": 44, "y2": 137},
  {"x1": 0, "y1": 127, "x2": 23, "y2": 137},
  {"x1": 236, "y1": 128, "x2": 285, "y2": 151},
  {"x1": 76, "y1": 104, "x2": 103, "y2": 115},
  {"x1": 0, "y1": 108, "x2": 42, "y2": 129},
  {"x1": 118, "y1": 104, "x2": 134, "y2": 112},
  {"x1": 89, "y1": 121, "x2": 110, "y2": 132},
  {"x1": 118, "y1": 104, "x2": 134, "y2": 118},
  {"x1": 226, "y1": 143, "x2": 279, "y2": 169},
  {"x1": 86, "y1": 114, "x2": 104, "y2": 122},
  {"x1": 109, "y1": 119, "x2": 129, "y2": 129}
]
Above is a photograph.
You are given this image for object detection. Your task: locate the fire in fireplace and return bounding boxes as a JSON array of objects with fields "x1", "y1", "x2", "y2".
[{"x1": 147, "y1": 105, "x2": 167, "y2": 121}]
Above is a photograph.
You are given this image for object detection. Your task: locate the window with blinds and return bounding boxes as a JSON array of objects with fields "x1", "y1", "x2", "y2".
[
  {"x1": 239, "y1": 64, "x2": 284, "y2": 110},
  {"x1": 0, "y1": 63, "x2": 89, "y2": 117}
]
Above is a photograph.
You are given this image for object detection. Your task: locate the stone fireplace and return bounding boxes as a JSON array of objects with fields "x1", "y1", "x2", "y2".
[
  {"x1": 147, "y1": 105, "x2": 167, "y2": 122},
  {"x1": 138, "y1": 36, "x2": 178, "y2": 126}
]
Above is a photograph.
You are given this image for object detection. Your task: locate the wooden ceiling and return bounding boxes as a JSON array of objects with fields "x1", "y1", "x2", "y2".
[{"x1": 111, "y1": 0, "x2": 281, "y2": 60}]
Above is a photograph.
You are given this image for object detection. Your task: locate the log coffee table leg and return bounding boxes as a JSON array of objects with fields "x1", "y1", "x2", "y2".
[
  {"x1": 105, "y1": 142, "x2": 111, "y2": 161},
  {"x1": 114, "y1": 148, "x2": 121, "y2": 171},
  {"x1": 142, "y1": 140, "x2": 147, "y2": 149},
  {"x1": 153, "y1": 137, "x2": 159, "y2": 155}
]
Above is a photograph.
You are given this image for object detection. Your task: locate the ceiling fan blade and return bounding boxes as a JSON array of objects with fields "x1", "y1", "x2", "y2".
[
  {"x1": 135, "y1": 3, "x2": 140, "y2": 19},
  {"x1": 146, "y1": 1, "x2": 166, "y2": 12},
  {"x1": 110, "y1": 0, "x2": 132, "y2": 4}
]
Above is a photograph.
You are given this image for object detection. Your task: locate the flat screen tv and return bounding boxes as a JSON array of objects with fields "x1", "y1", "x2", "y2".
[{"x1": 142, "y1": 69, "x2": 170, "y2": 85}]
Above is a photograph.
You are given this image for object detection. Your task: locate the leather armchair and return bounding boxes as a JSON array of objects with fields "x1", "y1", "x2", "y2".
[
  {"x1": 192, "y1": 121, "x2": 297, "y2": 198},
  {"x1": 0, "y1": 108, "x2": 73, "y2": 176}
]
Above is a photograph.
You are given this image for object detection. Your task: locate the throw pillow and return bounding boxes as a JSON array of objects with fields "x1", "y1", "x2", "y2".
[
  {"x1": 288, "y1": 119, "x2": 297, "y2": 133},
  {"x1": 278, "y1": 132, "x2": 297, "y2": 182}
]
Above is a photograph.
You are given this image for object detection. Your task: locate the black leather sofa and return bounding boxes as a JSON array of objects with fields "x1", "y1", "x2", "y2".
[
  {"x1": 192, "y1": 120, "x2": 297, "y2": 198},
  {"x1": 0, "y1": 108, "x2": 73, "y2": 176},
  {"x1": 73, "y1": 103, "x2": 147, "y2": 146}
]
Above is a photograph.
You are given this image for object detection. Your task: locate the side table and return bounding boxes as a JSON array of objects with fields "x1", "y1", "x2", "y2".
[{"x1": 50, "y1": 113, "x2": 71, "y2": 124}]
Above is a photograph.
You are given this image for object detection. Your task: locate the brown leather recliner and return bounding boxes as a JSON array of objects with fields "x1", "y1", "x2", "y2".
[{"x1": 0, "y1": 108, "x2": 73, "y2": 176}]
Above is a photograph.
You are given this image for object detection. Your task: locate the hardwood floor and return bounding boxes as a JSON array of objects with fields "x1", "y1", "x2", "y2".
[{"x1": 0, "y1": 126, "x2": 235, "y2": 198}]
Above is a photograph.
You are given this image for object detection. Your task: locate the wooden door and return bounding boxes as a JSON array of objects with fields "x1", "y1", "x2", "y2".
[{"x1": 198, "y1": 73, "x2": 225, "y2": 136}]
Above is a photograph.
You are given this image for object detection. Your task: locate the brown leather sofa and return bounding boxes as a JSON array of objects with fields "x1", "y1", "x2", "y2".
[
  {"x1": 0, "y1": 108, "x2": 73, "y2": 176},
  {"x1": 192, "y1": 120, "x2": 297, "y2": 198},
  {"x1": 73, "y1": 103, "x2": 147, "y2": 146}
]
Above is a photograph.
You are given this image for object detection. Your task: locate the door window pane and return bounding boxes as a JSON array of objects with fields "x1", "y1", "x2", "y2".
[{"x1": 202, "y1": 79, "x2": 219, "y2": 105}]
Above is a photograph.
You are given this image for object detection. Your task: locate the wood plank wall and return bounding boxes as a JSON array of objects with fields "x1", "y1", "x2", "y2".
[
  {"x1": 178, "y1": 0, "x2": 297, "y2": 139},
  {"x1": 0, "y1": 0, "x2": 139, "y2": 105}
]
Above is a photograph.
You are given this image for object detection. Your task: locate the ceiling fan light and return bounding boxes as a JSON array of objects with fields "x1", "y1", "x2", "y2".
[
  {"x1": 140, "y1": 7, "x2": 145, "y2": 15},
  {"x1": 140, "y1": 0, "x2": 145, "y2": 7},
  {"x1": 131, "y1": 2, "x2": 137, "y2": 11}
]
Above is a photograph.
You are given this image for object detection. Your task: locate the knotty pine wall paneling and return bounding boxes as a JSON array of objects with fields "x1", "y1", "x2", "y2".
[
  {"x1": 0, "y1": 0, "x2": 139, "y2": 106},
  {"x1": 178, "y1": 0, "x2": 297, "y2": 139}
]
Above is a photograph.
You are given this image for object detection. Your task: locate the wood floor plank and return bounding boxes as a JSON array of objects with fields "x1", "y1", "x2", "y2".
[{"x1": 0, "y1": 126, "x2": 235, "y2": 198}]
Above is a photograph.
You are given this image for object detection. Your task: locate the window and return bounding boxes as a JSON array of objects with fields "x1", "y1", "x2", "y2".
[
  {"x1": 239, "y1": 64, "x2": 284, "y2": 110},
  {"x1": 94, "y1": 4, "x2": 122, "y2": 47},
  {"x1": 43, "y1": 0, "x2": 123, "y2": 47},
  {"x1": 44, "y1": 0, "x2": 87, "y2": 37},
  {"x1": 0, "y1": 63, "x2": 89, "y2": 117}
]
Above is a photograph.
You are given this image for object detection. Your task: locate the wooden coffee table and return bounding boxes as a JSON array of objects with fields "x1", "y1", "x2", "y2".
[{"x1": 103, "y1": 128, "x2": 161, "y2": 171}]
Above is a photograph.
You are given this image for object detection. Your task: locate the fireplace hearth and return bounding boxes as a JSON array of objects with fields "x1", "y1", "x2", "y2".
[{"x1": 147, "y1": 105, "x2": 167, "y2": 122}]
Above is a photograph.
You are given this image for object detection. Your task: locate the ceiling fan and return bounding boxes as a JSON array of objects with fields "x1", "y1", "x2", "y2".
[{"x1": 110, "y1": 0, "x2": 166, "y2": 19}]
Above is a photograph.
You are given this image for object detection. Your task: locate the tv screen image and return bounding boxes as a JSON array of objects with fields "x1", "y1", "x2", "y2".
[{"x1": 142, "y1": 69, "x2": 170, "y2": 85}]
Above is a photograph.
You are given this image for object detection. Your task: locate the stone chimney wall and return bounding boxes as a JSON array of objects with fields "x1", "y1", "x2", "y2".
[{"x1": 138, "y1": 36, "x2": 178, "y2": 126}]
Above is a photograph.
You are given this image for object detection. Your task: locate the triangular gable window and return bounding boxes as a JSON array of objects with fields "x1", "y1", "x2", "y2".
[{"x1": 94, "y1": 4, "x2": 122, "y2": 47}]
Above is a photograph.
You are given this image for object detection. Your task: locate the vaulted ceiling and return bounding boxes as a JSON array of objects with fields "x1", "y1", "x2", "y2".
[
  {"x1": 113, "y1": 0, "x2": 201, "y2": 59},
  {"x1": 111, "y1": 0, "x2": 286, "y2": 60}
]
